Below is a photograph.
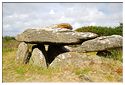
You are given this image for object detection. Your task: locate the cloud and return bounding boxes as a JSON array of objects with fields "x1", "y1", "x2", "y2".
[
  {"x1": 49, "y1": 9, "x2": 55, "y2": 15},
  {"x1": 7, "y1": 13, "x2": 29, "y2": 19},
  {"x1": 73, "y1": 22, "x2": 82, "y2": 30},
  {"x1": 59, "y1": 16, "x2": 74, "y2": 23},
  {"x1": 89, "y1": 22, "x2": 96, "y2": 26},
  {"x1": 3, "y1": 3, "x2": 123, "y2": 36}
]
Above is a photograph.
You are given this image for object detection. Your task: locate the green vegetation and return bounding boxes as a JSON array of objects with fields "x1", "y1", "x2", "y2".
[
  {"x1": 2, "y1": 24, "x2": 123, "y2": 82},
  {"x1": 75, "y1": 23, "x2": 123, "y2": 61},
  {"x1": 2, "y1": 36, "x2": 15, "y2": 42},
  {"x1": 96, "y1": 48, "x2": 123, "y2": 62},
  {"x1": 75, "y1": 23, "x2": 123, "y2": 36},
  {"x1": 2, "y1": 37, "x2": 63, "y2": 82},
  {"x1": 108, "y1": 48, "x2": 123, "y2": 62},
  {"x1": 75, "y1": 67, "x2": 91, "y2": 75},
  {"x1": 2, "y1": 36, "x2": 19, "y2": 54}
]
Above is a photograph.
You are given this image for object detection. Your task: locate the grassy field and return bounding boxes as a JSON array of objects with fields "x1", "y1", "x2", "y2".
[{"x1": 2, "y1": 38, "x2": 123, "y2": 82}]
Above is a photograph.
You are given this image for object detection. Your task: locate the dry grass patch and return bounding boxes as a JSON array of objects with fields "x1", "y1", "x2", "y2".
[{"x1": 2, "y1": 40, "x2": 123, "y2": 82}]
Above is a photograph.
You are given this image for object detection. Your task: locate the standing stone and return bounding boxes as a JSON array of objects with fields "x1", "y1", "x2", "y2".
[
  {"x1": 29, "y1": 45, "x2": 47, "y2": 67},
  {"x1": 16, "y1": 42, "x2": 29, "y2": 64}
]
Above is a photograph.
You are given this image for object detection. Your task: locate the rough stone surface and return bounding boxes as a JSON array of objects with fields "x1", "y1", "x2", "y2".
[
  {"x1": 50, "y1": 52, "x2": 122, "y2": 82},
  {"x1": 73, "y1": 35, "x2": 123, "y2": 52},
  {"x1": 29, "y1": 45, "x2": 47, "y2": 67},
  {"x1": 50, "y1": 52, "x2": 99, "y2": 68},
  {"x1": 16, "y1": 42, "x2": 29, "y2": 64},
  {"x1": 15, "y1": 29, "x2": 98, "y2": 45}
]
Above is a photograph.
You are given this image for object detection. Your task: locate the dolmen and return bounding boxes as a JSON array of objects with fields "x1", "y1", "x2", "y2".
[{"x1": 15, "y1": 23, "x2": 123, "y2": 67}]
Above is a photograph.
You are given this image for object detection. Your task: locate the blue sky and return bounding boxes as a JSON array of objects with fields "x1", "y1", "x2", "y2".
[{"x1": 3, "y1": 3, "x2": 123, "y2": 36}]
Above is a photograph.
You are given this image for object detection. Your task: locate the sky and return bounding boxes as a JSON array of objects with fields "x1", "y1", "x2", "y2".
[{"x1": 3, "y1": 3, "x2": 123, "y2": 36}]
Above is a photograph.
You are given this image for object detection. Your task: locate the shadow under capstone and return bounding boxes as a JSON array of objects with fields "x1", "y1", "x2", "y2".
[
  {"x1": 96, "y1": 50, "x2": 112, "y2": 57},
  {"x1": 47, "y1": 45, "x2": 70, "y2": 64},
  {"x1": 27, "y1": 44, "x2": 70, "y2": 67}
]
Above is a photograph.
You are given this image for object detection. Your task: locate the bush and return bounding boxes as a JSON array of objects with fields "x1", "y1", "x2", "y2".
[
  {"x1": 2, "y1": 36, "x2": 15, "y2": 42},
  {"x1": 2, "y1": 36, "x2": 19, "y2": 53},
  {"x1": 75, "y1": 23, "x2": 123, "y2": 36}
]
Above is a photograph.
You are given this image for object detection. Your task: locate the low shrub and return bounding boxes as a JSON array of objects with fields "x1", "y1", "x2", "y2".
[{"x1": 75, "y1": 23, "x2": 123, "y2": 36}]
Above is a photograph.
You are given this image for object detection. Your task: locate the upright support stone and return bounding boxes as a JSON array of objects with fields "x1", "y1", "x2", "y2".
[
  {"x1": 29, "y1": 44, "x2": 47, "y2": 67},
  {"x1": 16, "y1": 42, "x2": 29, "y2": 64}
]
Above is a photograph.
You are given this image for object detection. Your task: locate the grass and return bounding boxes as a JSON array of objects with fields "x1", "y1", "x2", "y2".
[
  {"x1": 109, "y1": 48, "x2": 123, "y2": 62},
  {"x1": 2, "y1": 37, "x2": 123, "y2": 82},
  {"x1": 74, "y1": 67, "x2": 92, "y2": 75},
  {"x1": 106, "y1": 74, "x2": 114, "y2": 81},
  {"x1": 16, "y1": 66, "x2": 26, "y2": 75},
  {"x1": 2, "y1": 49, "x2": 61, "y2": 82},
  {"x1": 97, "y1": 48, "x2": 123, "y2": 62}
]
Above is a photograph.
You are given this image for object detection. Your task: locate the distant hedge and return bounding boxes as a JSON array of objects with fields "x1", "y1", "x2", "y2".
[
  {"x1": 2, "y1": 36, "x2": 15, "y2": 42},
  {"x1": 75, "y1": 23, "x2": 123, "y2": 36}
]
